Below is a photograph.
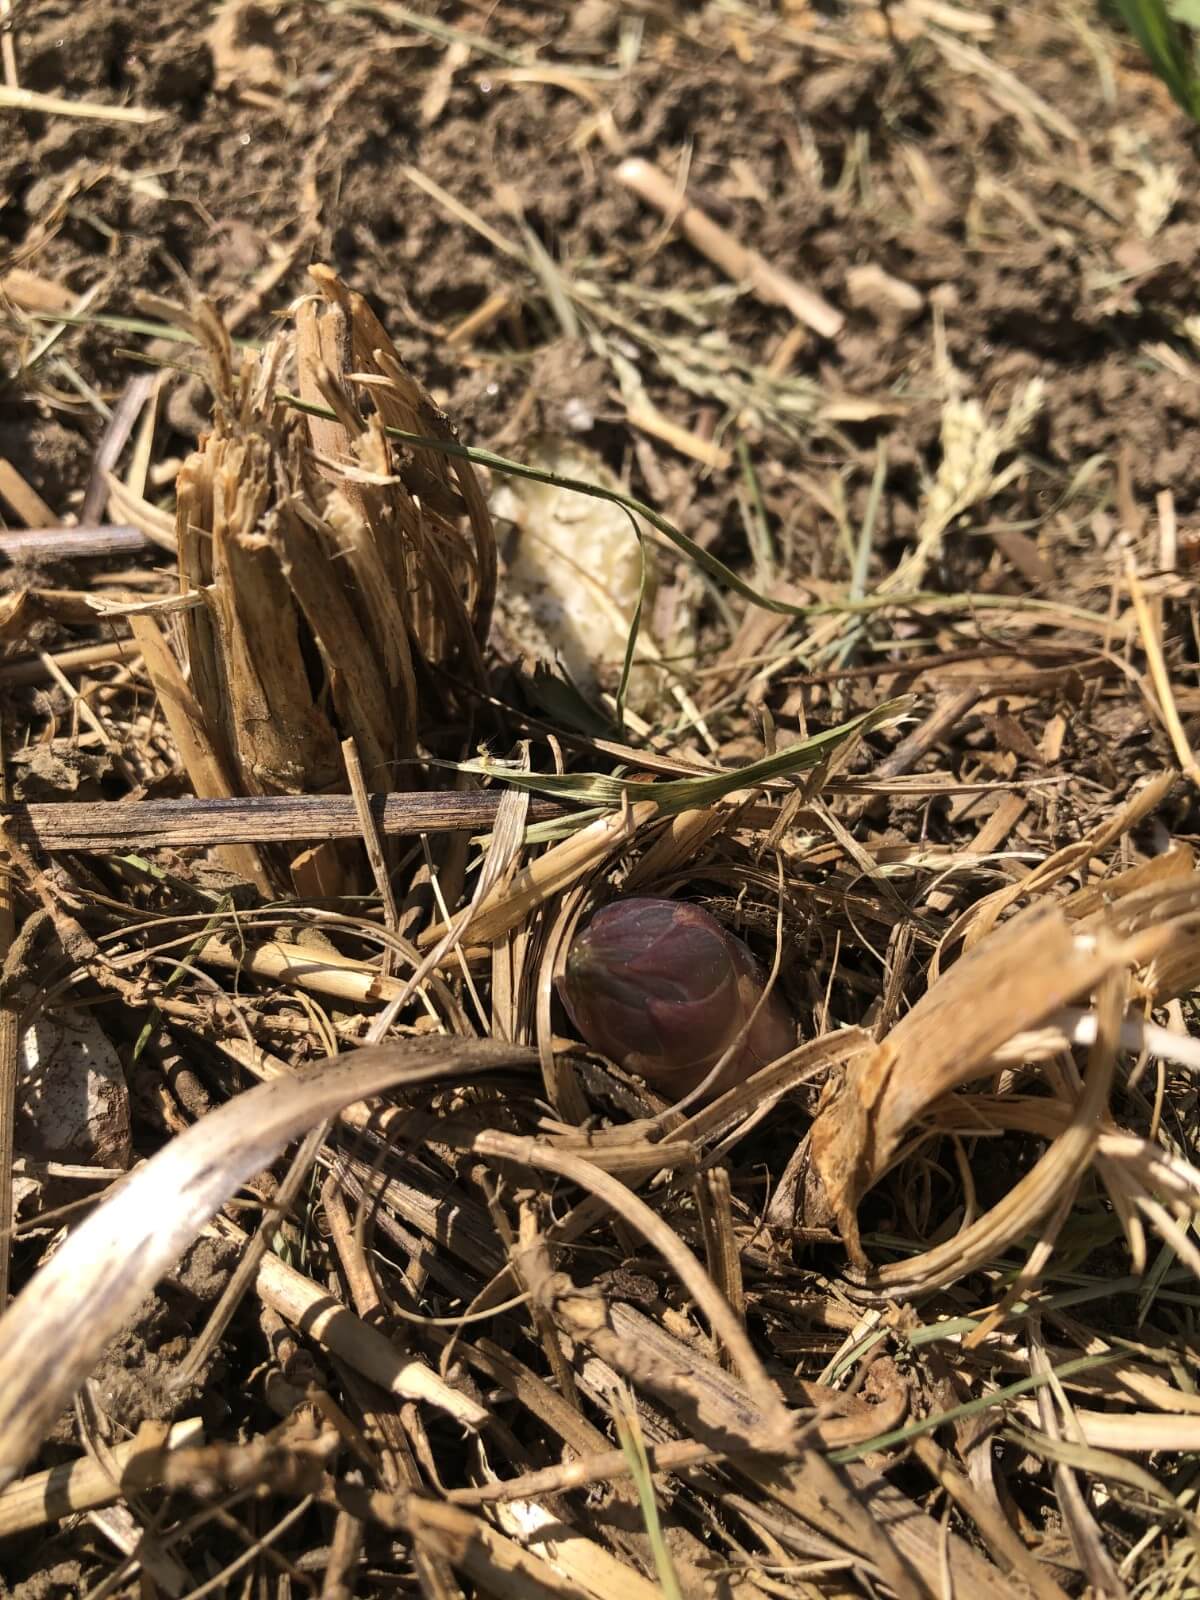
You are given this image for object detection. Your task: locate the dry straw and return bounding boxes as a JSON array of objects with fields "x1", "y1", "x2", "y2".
[{"x1": 3, "y1": 251, "x2": 1200, "y2": 1598}]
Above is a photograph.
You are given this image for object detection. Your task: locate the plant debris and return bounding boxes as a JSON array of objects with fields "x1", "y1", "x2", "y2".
[{"x1": 1, "y1": 3, "x2": 1199, "y2": 1598}]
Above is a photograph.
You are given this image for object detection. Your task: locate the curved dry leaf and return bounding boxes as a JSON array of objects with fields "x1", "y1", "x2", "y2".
[
  {"x1": 808, "y1": 904, "x2": 1132, "y2": 1262},
  {"x1": 0, "y1": 1036, "x2": 535, "y2": 1490}
]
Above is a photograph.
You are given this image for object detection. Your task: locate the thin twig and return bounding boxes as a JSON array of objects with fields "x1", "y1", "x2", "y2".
[
  {"x1": 0, "y1": 524, "x2": 152, "y2": 562},
  {"x1": 342, "y1": 738, "x2": 401, "y2": 963},
  {"x1": 0, "y1": 721, "x2": 14, "y2": 1310},
  {"x1": 0, "y1": 85, "x2": 163, "y2": 122},
  {"x1": 0, "y1": 0, "x2": 17, "y2": 90},
  {"x1": 0, "y1": 791, "x2": 567, "y2": 851},
  {"x1": 80, "y1": 377, "x2": 156, "y2": 525},
  {"x1": 617, "y1": 157, "x2": 844, "y2": 339}
]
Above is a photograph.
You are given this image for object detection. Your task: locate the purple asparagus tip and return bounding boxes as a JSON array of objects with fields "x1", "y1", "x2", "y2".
[{"x1": 557, "y1": 897, "x2": 796, "y2": 1100}]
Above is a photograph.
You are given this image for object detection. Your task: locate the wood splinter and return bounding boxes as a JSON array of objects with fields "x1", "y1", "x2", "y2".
[
  {"x1": 617, "y1": 157, "x2": 844, "y2": 341},
  {"x1": 0, "y1": 792, "x2": 568, "y2": 853}
]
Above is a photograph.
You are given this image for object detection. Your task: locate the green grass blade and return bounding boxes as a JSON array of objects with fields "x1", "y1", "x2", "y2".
[
  {"x1": 132, "y1": 893, "x2": 235, "y2": 1063},
  {"x1": 278, "y1": 389, "x2": 819, "y2": 619},
  {"x1": 453, "y1": 694, "x2": 913, "y2": 811},
  {"x1": 614, "y1": 513, "x2": 649, "y2": 733},
  {"x1": 1113, "y1": 0, "x2": 1200, "y2": 119},
  {"x1": 613, "y1": 1391, "x2": 684, "y2": 1600},
  {"x1": 829, "y1": 1350, "x2": 1123, "y2": 1463}
]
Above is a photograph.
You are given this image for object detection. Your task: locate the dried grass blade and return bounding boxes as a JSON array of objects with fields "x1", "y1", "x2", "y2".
[
  {"x1": 0, "y1": 723, "x2": 13, "y2": 1315},
  {"x1": 397, "y1": 1496, "x2": 643, "y2": 1600},
  {"x1": 491, "y1": 1491, "x2": 669, "y2": 1600},
  {"x1": 104, "y1": 471, "x2": 176, "y2": 552},
  {"x1": 1125, "y1": 553, "x2": 1200, "y2": 785},
  {"x1": 367, "y1": 779, "x2": 530, "y2": 1041},
  {"x1": 910, "y1": 1436, "x2": 1071, "y2": 1600},
  {"x1": 949, "y1": 770, "x2": 1176, "y2": 956},
  {"x1": 1012, "y1": 1407, "x2": 1200, "y2": 1455},
  {"x1": 419, "y1": 801, "x2": 659, "y2": 949},
  {"x1": 0, "y1": 459, "x2": 53, "y2": 526},
  {"x1": 1028, "y1": 1326, "x2": 1125, "y2": 1596}
]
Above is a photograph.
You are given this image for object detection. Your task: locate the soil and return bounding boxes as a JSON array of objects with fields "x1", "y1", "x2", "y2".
[
  {"x1": 4, "y1": 2, "x2": 1200, "y2": 1596},
  {"x1": 5, "y1": 0, "x2": 1200, "y2": 551}
]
